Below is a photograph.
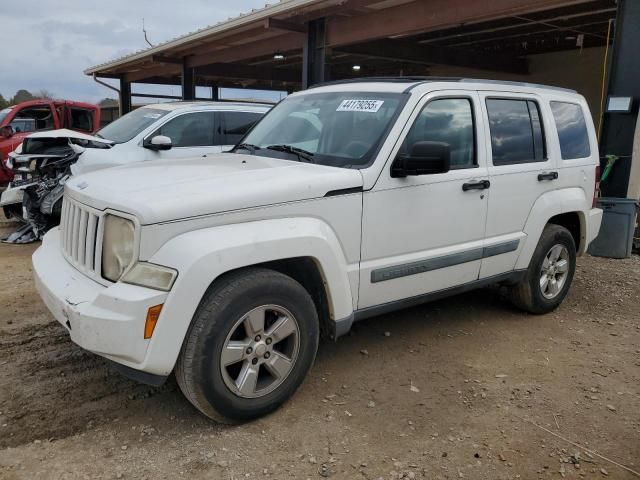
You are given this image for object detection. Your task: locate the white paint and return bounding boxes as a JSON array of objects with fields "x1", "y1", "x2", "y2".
[{"x1": 33, "y1": 79, "x2": 603, "y2": 377}]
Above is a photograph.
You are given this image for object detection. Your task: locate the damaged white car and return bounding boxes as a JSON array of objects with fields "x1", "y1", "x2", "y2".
[{"x1": 0, "y1": 102, "x2": 269, "y2": 243}]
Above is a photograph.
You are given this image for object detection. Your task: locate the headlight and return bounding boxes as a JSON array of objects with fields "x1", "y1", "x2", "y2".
[
  {"x1": 102, "y1": 214, "x2": 135, "y2": 282},
  {"x1": 122, "y1": 262, "x2": 178, "y2": 291}
]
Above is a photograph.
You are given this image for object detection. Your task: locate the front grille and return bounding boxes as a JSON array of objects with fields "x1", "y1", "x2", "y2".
[{"x1": 60, "y1": 196, "x2": 103, "y2": 281}]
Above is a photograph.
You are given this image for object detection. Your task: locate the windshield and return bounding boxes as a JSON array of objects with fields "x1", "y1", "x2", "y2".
[
  {"x1": 96, "y1": 107, "x2": 169, "y2": 143},
  {"x1": 0, "y1": 107, "x2": 13, "y2": 125},
  {"x1": 239, "y1": 91, "x2": 405, "y2": 168}
]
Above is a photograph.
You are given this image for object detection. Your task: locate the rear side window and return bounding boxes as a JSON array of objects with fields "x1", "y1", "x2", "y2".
[
  {"x1": 401, "y1": 98, "x2": 475, "y2": 169},
  {"x1": 217, "y1": 111, "x2": 262, "y2": 145},
  {"x1": 69, "y1": 108, "x2": 94, "y2": 132},
  {"x1": 486, "y1": 99, "x2": 546, "y2": 165},
  {"x1": 550, "y1": 101, "x2": 591, "y2": 159}
]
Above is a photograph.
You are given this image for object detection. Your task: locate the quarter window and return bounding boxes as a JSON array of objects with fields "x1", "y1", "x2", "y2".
[
  {"x1": 550, "y1": 101, "x2": 591, "y2": 159},
  {"x1": 486, "y1": 99, "x2": 546, "y2": 165},
  {"x1": 216, "y1": 111, "x2": 263, "y2": 145},
  {"x1": 401, "y1": 98, "x2": 475, "y2": 169}
]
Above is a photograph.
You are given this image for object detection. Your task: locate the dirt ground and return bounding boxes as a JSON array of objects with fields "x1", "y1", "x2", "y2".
[{"x1": 0, "y1": 222, "x2": 638, "y2": 480}]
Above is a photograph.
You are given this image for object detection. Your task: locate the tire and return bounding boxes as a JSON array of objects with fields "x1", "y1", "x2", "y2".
[
  {"x1": 175, "y1": 268, "x2": 319, "y2": 423},
  {"x1": 509, "y1": 224, "x2": 576, "y2": 314}
]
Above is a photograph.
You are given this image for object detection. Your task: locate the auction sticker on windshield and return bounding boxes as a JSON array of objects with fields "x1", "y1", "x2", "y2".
[{"x1": 337, "y1": 99, "x2": 384, "y2": 113}]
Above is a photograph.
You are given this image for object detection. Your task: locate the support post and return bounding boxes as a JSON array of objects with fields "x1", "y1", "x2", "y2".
[
  {"x1": 182, "y1": 61, "x2": 195, "y2": 101},
  {"x1": 211, "y1": 85, "x2": 219, "y2": 101},
  {"x1": 119, "y1": 77, "x2": 131, "y2": 115},
  {"x1": 302, "y1": 18, "x2": 328, "y2": 89},
  {"x1": 599, "y1": 0, "x2": 640, "y2": 198}
]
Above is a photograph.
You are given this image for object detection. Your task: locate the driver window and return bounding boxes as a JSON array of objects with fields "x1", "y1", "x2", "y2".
[
  {"x1": 400, "y1": 98, "x2": 476, "y2": 169},
  {"x1": 9, "y1": 105, "x2": 55, "y2": 133},
  {"x1": 151, "y1": 112, "x2": 215, "y2": 147}
]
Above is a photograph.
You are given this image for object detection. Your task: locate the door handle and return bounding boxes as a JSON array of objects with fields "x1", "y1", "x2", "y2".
[
  {"x1": 462, "y1": 179, "x2": 490, "y2": 191},
  {"x1": 538, "y1": 171, "x2": 559, "y2": 181}
]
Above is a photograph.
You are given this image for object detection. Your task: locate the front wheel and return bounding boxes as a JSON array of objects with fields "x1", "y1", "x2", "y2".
[
  {"x1": 175, "y1": 268, "x2": 319, "y2": 423},
  {"x1": 509, "y1": 224, "x2": 576, "y2": 314}
]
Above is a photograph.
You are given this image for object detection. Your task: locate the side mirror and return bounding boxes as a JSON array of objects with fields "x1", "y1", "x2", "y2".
[
  {"x1": 391, "y1": 141, "x2": 450, "y2": 178},
  {"x1": 145, "y1": 135, "x2": 172, "y2": 151},
  {"x1": 0, "y1": 126, "x2": 14, "y2": 139}
]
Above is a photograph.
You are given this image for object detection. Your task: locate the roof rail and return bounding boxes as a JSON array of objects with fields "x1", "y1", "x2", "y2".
[{"x1": 310, "y1": 76, "x2": 577, "y2": 94}]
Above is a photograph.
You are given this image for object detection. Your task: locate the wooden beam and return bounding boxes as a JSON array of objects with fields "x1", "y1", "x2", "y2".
[
  {"x1": 195, "y1": 62, "x2": 300, "y2": 83},
  {"x1": 185, "y1": 32, "x2": 304, "y2": 69},
  {"x1": 152, "y1": 55, "x2": 183, "y2": 65},
  {"x1": 264, "y1": 17, "x2": 307, "y2": 33},
  {"x1": 176, "y1": 27, "x2": 283, "y2": 58},
  {"x1": 325, "y1": 0, "x2": 595, "y2": 46},
  {"x1": 125, "y1": 64, "x2": 181, "y2": 83},
  {"x1": 182, "y1": 61, "x2": 195, "y2": 100},
  {"x1": 334, "y1": 39, "x2": 529, "y2": 74},
  {"x1": 119, "y1": 77, "x2": 131, "y2": 115},
  {"x1": 132, "y1": 92, "x2": 183, "y2": 100}
]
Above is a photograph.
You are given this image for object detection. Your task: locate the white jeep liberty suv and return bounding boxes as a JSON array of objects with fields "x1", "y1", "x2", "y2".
[{"x1": 33, "y1": 78, "x2": 603, "y2": 422}]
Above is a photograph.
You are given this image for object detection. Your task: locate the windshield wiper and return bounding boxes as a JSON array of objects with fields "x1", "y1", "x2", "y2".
[
  {"x1": 266, "y1": 144, "x2": 315, "y2": 163},
  {"x1": 232, "y1": 143, "x2": 261, "y2": 154}
]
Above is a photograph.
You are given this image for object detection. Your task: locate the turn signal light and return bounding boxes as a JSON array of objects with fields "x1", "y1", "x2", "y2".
[{"x1": 144, "y1": 304, "x2": 163, "y2": 339}]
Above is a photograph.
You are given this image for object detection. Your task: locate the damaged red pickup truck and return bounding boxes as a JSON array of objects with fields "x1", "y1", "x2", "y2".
[{"x1": 0, "y1": 99, "x2": 100, "y2": 188}]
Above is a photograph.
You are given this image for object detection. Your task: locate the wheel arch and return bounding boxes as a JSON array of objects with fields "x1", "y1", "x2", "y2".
[
  {"x1": 516, "y1": 188, "x2": 589, "y2": 270},
  {"x1": 137, "y1": 218, "x2": 355, "y2": 375}
]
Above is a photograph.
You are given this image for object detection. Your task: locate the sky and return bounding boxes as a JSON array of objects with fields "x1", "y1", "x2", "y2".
[{"x1": 0, "y1": 0, "x2": 280, "y2": 104}]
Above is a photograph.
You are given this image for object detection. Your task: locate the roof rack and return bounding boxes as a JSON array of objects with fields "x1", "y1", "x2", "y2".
[
  {"x1": 315, "y1": 76, "x2": 444, "y2": 87},
  {"x1": 312, "y1": 76, "x2": 577, "y2": 93}
]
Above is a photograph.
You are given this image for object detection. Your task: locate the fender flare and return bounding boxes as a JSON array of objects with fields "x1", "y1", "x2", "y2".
[
  {"x1": 140, "y1": 217, "x2": 354, "y2": 375},
  {"x1": 516, "y1": 187, "x2": 588, "y2": 270}
]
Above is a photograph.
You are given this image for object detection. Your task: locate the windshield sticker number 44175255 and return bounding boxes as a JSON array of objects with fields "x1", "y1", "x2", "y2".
[{"x1": 337, "y1": 99, "x2": 384, "y2": 113}]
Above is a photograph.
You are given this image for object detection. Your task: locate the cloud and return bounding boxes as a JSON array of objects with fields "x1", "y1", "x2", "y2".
[{"x1": 0, "y1": 0, "x2": 267, "y2": 103}]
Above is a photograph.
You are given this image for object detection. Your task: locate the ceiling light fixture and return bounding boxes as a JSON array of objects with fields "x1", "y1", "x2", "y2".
[
  {"x1": 273, "y1": 52, "x2": 285, "y2": 60},
  {"x1": 352, "y1": 65, "x2": 361, "y2": 71}
]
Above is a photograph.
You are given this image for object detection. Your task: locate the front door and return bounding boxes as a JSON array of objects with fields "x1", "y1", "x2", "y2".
[
  {"x1": 145, "y1": 111, "x2": 224, "y2": 161},
  {"x1": 358, "y1": 91, "x2": 489, "y2": 309}
]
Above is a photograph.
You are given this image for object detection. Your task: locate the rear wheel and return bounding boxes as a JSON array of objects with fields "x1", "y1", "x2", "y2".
[
  {"x1": 175, "y1": 268, "x2": 319, "y2": 423},
  {"x1": 510, "y1": 224, "x2": 576, "y2": 314}
]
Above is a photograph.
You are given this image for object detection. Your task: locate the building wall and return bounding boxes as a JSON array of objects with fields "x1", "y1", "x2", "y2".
[{"x1": 429, "y1": 47, "x2": 607, "y2": 126}]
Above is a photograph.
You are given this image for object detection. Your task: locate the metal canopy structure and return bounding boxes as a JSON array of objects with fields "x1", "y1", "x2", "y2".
[{"x1": 85, "y1": 0, "x2": 617, "y2": 112}]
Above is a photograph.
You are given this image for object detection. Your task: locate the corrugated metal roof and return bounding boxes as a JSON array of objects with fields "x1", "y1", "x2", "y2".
[{"x1": 84, "y1": 0, "x2": 326, "y2": 75}]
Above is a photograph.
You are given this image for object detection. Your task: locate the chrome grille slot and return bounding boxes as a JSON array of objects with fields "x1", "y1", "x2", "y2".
[{"x1": 60, "y1": 196, "x2": 103, "y2": 281}]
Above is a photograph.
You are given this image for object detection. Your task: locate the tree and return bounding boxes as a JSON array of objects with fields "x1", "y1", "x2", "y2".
[
  {"x1": 0, "y1": 94, "x2": 8, "y2": 110},
  {"x1": 33, "y1": 89, "x2": 55, "y2": 100},
  {"x1": 11, "y1": 89, "x2": 34, "y2": 104},
  {"x1": 98, "y1": 97, "x2": 118, "y2": 107}
]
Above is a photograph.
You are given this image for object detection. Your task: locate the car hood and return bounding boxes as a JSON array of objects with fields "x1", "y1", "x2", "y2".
[
  {"x1": 65, "y1": 153, "x2": 364, "y2": 224},
  {"x1": 25, "y1": 128, "x2": 114, "y2": 144}
]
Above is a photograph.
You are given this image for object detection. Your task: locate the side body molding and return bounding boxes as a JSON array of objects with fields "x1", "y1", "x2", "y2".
[
  {"x1": 516, "y1": 187, "x2": 589, "y2": 270},
  {"x1": 140, "y1": 217, "x2": 354, "y2": 375}
]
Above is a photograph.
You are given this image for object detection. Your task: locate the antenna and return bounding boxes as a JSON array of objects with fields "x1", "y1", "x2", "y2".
[{"x1": 142, "y1": 18, "x2": 153, "y2": 47}]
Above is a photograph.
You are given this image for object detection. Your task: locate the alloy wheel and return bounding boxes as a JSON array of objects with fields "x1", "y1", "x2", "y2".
[{"x1": 220, "y1": 305, "x2": 300, "y2": 398}]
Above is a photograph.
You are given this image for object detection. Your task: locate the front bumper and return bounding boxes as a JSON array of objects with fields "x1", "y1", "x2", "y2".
[{"x1": 33, "y1": 228, "x2": 168, "y2": 370}]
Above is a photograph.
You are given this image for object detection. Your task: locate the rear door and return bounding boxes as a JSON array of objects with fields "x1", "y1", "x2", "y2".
[{"x1": 478, "y1": 91, "x2": 559, "y2": 278}]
